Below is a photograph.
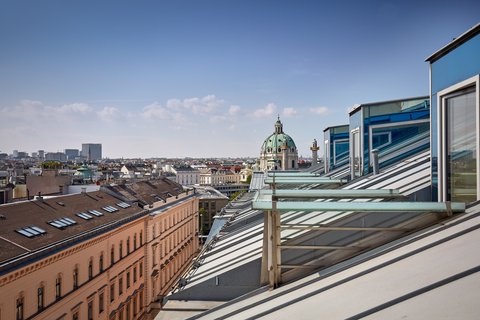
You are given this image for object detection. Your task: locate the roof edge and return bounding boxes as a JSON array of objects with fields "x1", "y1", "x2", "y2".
[
  {"x1": 348, "y1": 95, "x2": 429, "y2": 115},
  {"x1": 323, "y1": 124, "x2": 349, "y2": 132},
  {"x1": 426, "y1": 23, "x2": 480, "y2": 63}
]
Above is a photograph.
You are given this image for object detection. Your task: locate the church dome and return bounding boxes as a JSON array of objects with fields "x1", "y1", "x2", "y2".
[
  {"x1": 259, "y1": 117, "x2": 298, "y2": 171},
  {"x1": 261, "y1": 117, "x2": 297, "y2": 153},
  {"x1": 261, "y1": 133, "x2": 297, "y2": 154}
]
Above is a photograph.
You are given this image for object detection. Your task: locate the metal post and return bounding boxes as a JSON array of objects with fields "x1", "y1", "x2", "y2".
[{"x1": 371, "y1": 149, "x2": 379, "y2": 175}]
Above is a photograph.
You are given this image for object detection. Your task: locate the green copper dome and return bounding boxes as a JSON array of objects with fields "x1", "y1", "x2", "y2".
[
  {"x1": 74, "y1": 165, "x2": 93, "y2": 179},
  {"x1": 261, "y1": 117, "x2": 297, "y2": 153}
]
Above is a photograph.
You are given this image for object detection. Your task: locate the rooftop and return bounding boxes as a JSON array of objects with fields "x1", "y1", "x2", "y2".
[
  {"x1": 0, "y1": 190, "x2": 145, "y2": 273},
  {"x1": 426, "y1": 22, "x2": 480, "y2": 62}
]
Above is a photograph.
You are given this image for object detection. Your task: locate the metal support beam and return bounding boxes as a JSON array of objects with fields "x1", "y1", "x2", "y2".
[
  {"x1": 264, "y1": 177, "x2": 346, "y2": 185},
  {"x1": 253, "y1": 200, "x2": 466, "y2": 213},
  {"x1": 267, "y1": 172, "x2": 323, "y2": 177},
  {"x1": 279, "y1": 245, "x2": 362, "y2": 250},
  {"x1": 279, "y1": 264, "x2": 322, "y2": 269},
  {"x1": 279, "y1": 225, "x2": 410, "y2": 232},
  {"x1": 258, "y1": 189, "x2": 403, "y2": 199}
]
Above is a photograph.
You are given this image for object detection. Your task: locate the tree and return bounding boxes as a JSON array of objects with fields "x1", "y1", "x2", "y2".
[{"x1": 41, "y1": 161, "x2": 62, "y2": 169}]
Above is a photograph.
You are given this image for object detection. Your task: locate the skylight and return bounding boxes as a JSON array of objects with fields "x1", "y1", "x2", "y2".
[
  {"x1": 15, "y1": 225, "x2": 47, "y2": 238},
  {"x1": 88, "y1": 209, "x2": 104, "y2": 217},
  {"x1": 48, "y1": 217, "x2": 77, "y2": 229},
  {"x1": 76, "y1": 212, "x2": 93, "y2": 220},
  {"x1": 117, "y1": 202, "x2": 131, "y2": 208},
  {"x1": 102, "y1": 205, "x2": 119, "y2": 213}
]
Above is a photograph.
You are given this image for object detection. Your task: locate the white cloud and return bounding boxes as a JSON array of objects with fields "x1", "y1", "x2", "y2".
[
  {"x1": 309, "y1": 106, "x2": 329, "y2": 115},
  {"x1": 142, "y1": 102, "x2": 172, "y2": 120},
  {"x1": 282, "y1": 107, "x2": 298, "y2": 117},
  {"x1": 53, "y1": 103, "x2": 93, "y2": 114},
  {"x1": 141, "y1": 102, "x2": 186, "y2": 123},
  {"x1": 166, "y1": 94, "x2": 224, "y2": 115},
  {"x1": 228, "y1": 105, "x2": 241, "y2": 116},
  {"x1": 253, "y1": 103, "x2": 277, "y2": 118},
  {"x1": 97, "y1": 106, "x2": 122, "y2": 122},
  {"x1": 2, "y1": 100, "x2": 94, "y2": 122}
]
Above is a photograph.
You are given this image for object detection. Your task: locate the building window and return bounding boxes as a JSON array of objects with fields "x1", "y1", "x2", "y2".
[
  {"x1": 133, "y1": 295, "x2": 137, "y2": 315},
  {"x1": 127, "y1": 237, "x2": 130, "y2": 254},
  {"x1": 99, "y1": 292, "x2": 105, "y2": 313},
  {"x1": 73, "y1": 267, "x2": 79, "y2": 289},
  {"x1": 119, "y1": 241, "x2": 123, "y2": 259},
  {"x1": 88, "y1": 300, "x2": 93, "y2": 320},
  {"x1": 438, "y1": 75, "x2": 479, "y2": 202},
  {"x1": 127, "y1": 271, "x2": 131, "y2": 288},
  {"x1": 134, "y1": 234, "x2": 137, "y2": 250},
  {"x1": 72, "y1": 311, "x2": 79, "y2": 320},
  {"x1": 88, "y1": 259, "x2": 93, "y2": 280},
  {"x1": 119, "y1": 276, "x2": 123, "y2": 295},
  {"x1": 152, "y1": 247, "x2": 157, "y2": 266},
  {"x1": 16, "y1": 297, "x2": 24, "y2": 320},
  {"x1": 140, "y1": 262, "x2": 143, "y2": 278},
  {"x1": 99, "y1": 254, "x2": 104, "y2": 272},
  {"x1": 140, "y1": 231, "x2": 143, "y2": 245},
  {"x1": 37, "y1": 286, "x2": 44, "y2": 311},
  {"x1": 111, "y1": 246, "x2": 115, "y2": 265},
  {"x1": 133, "y1": 266, "x2": 137, "y2": 283},
  {"x1": 445, "y1": 88, "x2": 477, "y2": 201},
  {"x1": 110, "y1": 283, "x2": 115, "y2": 302},
  {"x1": 56, "y1": 276, "x2": 62, "y2": 299}
]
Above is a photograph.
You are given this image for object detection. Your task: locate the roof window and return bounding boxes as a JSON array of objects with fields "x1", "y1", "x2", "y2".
[
  {"x1": 117, "y1": 202, "x2": 131, "y2": 208},
  {"x1": 76, "y1": 212, "x2": 93, "y2": 220},
  {"x1": 102, "y1": 205, "x2": 119, "y2": 213},
  {"x1": 88, "y1": 209, "x2": 104, "y2": 217},
  {"x1": 16, "y1": 226, "x2": 47, "y2": 238},
  {"x1": 48, "y1": 217, "x2": 77, "y2": 229}
]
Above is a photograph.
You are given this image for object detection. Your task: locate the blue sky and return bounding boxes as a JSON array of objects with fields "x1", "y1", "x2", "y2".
[{"x1": 1, "y1": 0, "x2": 479, "y2": 158}]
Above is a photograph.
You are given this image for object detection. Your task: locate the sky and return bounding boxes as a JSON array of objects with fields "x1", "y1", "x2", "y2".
[{"x1": 0, "y1": 0, "x2": 479, "y2": 159}]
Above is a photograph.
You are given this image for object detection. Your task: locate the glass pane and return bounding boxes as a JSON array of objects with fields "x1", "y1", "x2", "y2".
[
  {"x1": 334, "y1": 140, "x2": 349, "y2": 165},
  {"x1": 352, "y1": 130, "x2": 361, "y2": 177},
  {"x1": 446, "y1": 89, "x2": 477, "y2": 202}
]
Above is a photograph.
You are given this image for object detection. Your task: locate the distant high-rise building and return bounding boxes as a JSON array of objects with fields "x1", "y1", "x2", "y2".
[
  {"x1": 17, "y1": 151, "x2": 28, "y2": 159},
  {"x1": 12, "y1": 150, "x2": 18, "y2": 158},
  {"x1": 81, "y1": 143, "x2": 102, "y2": 161},
  {"x1": 64, "y1": 148, "x2": 79, "y2": 161},
  {"x1": 45, "y1": 152, "x2": 67, "y2": 162},
  {"x1": 38, "y1": 150, "x2": 45, "y2": 159}
]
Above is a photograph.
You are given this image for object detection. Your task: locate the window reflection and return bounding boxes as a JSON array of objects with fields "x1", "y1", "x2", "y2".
[{"x1": 446, "y1": 88, "x2": 476, "y2": 202}]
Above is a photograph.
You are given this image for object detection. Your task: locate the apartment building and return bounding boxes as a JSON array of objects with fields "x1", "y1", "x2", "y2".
[{"x1": 0, "y1": 179, "x2": 199, "y2": 320}]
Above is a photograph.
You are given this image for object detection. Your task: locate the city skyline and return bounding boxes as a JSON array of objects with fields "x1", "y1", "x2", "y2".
[{"x1": 1, "y1": 0, "x2": 479, "y2": 158}]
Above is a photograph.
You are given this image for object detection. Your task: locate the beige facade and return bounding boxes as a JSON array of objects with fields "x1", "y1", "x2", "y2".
[
  {"x1": 146, "y1": 194, "x2": 199, "y2": 307},
  {"x1": 199, "y1": 169, "x2": 241, "y2": 186},
  {"x1": 0, "y1": 186, "x2": 199, "y2": 320}
]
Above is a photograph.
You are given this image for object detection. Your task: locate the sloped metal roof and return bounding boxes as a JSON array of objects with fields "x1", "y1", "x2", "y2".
[
  {"x1": 190, "y1": 202, "x2": 480, "y2": 319},
  {"x1": 167, "y1": 151, "x2": 435, "y2": 303}
]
